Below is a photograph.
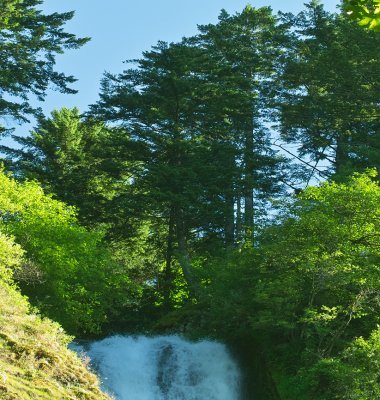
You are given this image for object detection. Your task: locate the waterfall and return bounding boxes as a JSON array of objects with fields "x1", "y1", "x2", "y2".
[{"x1": 73, "y1": 335, "x2": 241, "y2": 400}]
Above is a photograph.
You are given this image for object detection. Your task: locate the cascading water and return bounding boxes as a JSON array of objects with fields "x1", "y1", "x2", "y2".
[{"x1": 73, "y1": 335, "x2": 241, "y2": 400}]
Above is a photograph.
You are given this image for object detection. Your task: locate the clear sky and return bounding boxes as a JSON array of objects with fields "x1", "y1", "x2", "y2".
[{"x1": 6, "y1": 0, "x2": 340, "y2": 140}]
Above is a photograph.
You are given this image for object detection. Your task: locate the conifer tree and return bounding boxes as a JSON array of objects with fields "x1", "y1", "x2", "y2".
[
  {"x1": 91, "y1": 41, "x2": 210, "y2": 295},
  {"x1": 90, "y1": 7, "x2": 289, "y2": 299},
  {"x1": 5, "y1": 107, "x2": 129, "y2": 226},
  {"x1": 279, "y1": 1, "x2": 380, "y2": 181},
  {"x1": 0, "y1": 0, "x2": 89, "y2": 131},
  {"x1": 191, "y1": 6, "x2": 288, "y2": 240}
]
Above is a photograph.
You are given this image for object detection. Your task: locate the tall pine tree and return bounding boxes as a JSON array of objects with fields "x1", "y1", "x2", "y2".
[
  {"x1": 279, "y1": 1, "x2": 380, "y2": 181},
  {"x1": 0, "y1": 0, "x2": 89, "y2": 131}
]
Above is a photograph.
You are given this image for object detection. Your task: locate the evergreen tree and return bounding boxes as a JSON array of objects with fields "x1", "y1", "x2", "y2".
[
  {"x1": 4, "y1": 108, "x2": 127, "y2": 225},
  {"x1": 91, "y1": 42, "x2": 210, "y2": 297},
  {"x1": 90, "y1": 7, "x2": 289, "y2": 299},
  {"x1": 0, "y1": 0, "x2": 89, "y2": 130},
  {"x1": 279, "y1": 1, "x2": 380, "y2": 181},
  {"x1": 191, "y1": 6, "x2": 289, "y2": 241}
]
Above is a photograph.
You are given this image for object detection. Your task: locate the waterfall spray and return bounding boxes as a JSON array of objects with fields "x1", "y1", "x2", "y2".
[{"x1": 74, "y1": 335, "x2": 241, "y2": 400}]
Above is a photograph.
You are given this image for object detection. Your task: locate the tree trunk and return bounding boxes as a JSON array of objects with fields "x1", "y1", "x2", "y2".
[
  {"x1": 335, "y1": 132, "x2": 349, "y2": 180},
  {"x1": 243, "y1": 116, "x2": 255, "y2": 241},
  {"x1": 162, "y1": 207, "x2": 175, "y2": 311},
  {"x1": 174, "y1": 207, "x2": 198, "y2": 296},
  {"x1": 224, "y1": 181, "x2": 235, "y2": 246},
  {"x1": 236, "y1": 195, "x2": 243, "y2": 245}
]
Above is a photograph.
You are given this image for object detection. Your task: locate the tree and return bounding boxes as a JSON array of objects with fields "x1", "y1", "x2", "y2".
[
  {"x1": 2, "y1": 105, "x2": 169, "y2": 318},
  {"x1": 3, "y1": 107, "x2": 130, "y2": 226},
  {"x1": 279, "y1": 1, "x2": 380, "y2": 181},
  {"x1": 192, "y1": 6, "x2": 288, "y2": 240},
  {"x1": 0, "y1": 231, "x2": 23, "y2": 284},
  {"x1": 91, "y1": 41, "x2": 221, "y2": 300},
  {"x1": 0, "y1": 168, "x2": 145, "y2": 335},
  {"x1": 0, "y1": 0, "x2": 89, "y2": 131},
  {"x1": 90, "y1": 7, "x2": 290, "y2": 305},
  {"x1": 253, "y1": 170, "x2": 380, "y2": 398}
]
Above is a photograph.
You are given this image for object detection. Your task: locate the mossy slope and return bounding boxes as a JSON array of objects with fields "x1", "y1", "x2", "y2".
[{"x1": 0, "y1": 282, "x2": 111, "y2": 400}]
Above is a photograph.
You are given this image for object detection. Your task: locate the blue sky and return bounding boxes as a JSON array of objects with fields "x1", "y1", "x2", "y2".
[{"x1": 38, "y1": 0, "x2": 340, "y2": 114}]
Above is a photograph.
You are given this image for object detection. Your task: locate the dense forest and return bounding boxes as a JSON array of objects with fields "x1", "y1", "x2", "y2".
[{"x1": 1, "y1": 0, "x2": 380, "y2": 398}]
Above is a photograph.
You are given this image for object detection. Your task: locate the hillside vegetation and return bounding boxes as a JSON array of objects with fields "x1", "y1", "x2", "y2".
[
  {"x1": 0, "y1": 282, "x2": 111, "y2": 400},
  {"x1": 0, "y1": 230, "x2": 110, "y2": 399}
]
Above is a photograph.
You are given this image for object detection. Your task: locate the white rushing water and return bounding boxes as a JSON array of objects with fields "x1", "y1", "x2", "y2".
[{"x1": 74, "y1": 335, "x2": 241, "y2": 400}]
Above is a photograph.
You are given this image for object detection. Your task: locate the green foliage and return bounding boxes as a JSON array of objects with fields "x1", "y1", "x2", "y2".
[
  {"x1": 288, "y1": 327, "x2": 380, "y2": 399},
  {"x1": 341, "y1": 327, "x2": 380, "y2": 398},
  {"x1": 0, "y1": 232, "x2": 23, "y2": 283},
  {"x1": 0, "y1": 281, "x2": 111, "y2": 399},
  {"x1": 6, "y1": 107, "x2": 128, "y2": 225},
  {"x1": 0, "y1": 0, "x2": 89, "y2": 128},
  {"x1": 279, "y1": 1, "x2": 380, "y2": 181},
  {"x1": 0, "y1": 222, "x2": 110, "y2": 398},
  {"x1": 193, "y1": 246, "x2": 260, "y2": 340},
  {"x1": 89, "y1": 6, "x2": 291, "y2": 305},
  {"x1": 196, "y1": 171, "x2": 380, "y2": 398},
  {"x1": 343, "y1": 0, "x2": 380, "y2": 31},
  {"x1": 0, "y1": 168, "x2": 142, "y2": 335},
  {"x1": 253, "y1": 171, "x2": 380, "y2": 398}
]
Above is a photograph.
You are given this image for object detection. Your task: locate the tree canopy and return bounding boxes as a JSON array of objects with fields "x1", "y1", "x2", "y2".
[
  {"x1": 0, "y1": 168, "x2": 149, "y2": 335},
  {"x1": 343, "y1": 0, "x2": 380, "y2": 30},
  {"x1": 0, "y1": 0, "x2": 89, "y2": 131}
]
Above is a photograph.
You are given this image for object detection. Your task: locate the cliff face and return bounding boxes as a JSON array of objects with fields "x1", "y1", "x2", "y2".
[{"x1": 0, "y1": 281, "x2": 111, "y2": 400}]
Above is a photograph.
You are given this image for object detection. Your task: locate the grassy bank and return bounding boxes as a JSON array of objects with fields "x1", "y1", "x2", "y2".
[{"x1": 0, "y1": 281, "x2": 111, "y2": 400}]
